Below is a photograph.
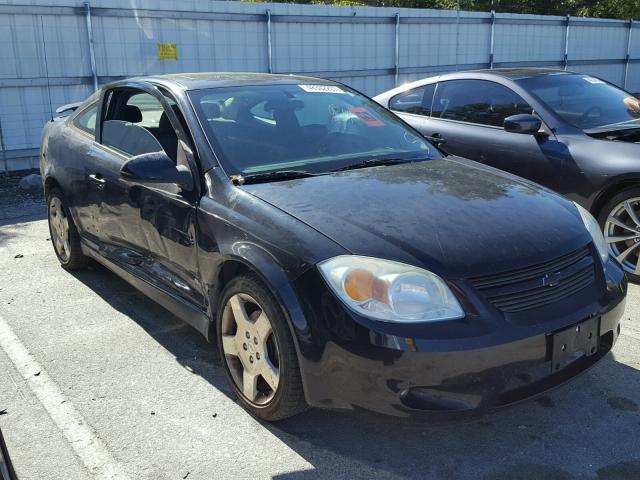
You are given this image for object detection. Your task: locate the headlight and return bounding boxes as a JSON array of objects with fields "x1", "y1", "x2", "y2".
[
  {"x1": 318, "y1": 256, "x2": 464, "y2": 323},
  {"x1": 574, "y1": 202, "x2": 608, "y2": 264}
]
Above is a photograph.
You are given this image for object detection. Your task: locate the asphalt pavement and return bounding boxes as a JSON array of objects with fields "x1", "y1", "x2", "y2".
[{"x1": 0, "y1": 194, "x2": 638, "y2": 480}]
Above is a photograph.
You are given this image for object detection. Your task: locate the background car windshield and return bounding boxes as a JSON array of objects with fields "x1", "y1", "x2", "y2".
[
  {"x1": 189, "y1": 84, "x2": 439, "y2": 175},
  {"x1": 517, "y1": 73, "x2": 640, "y2": 130}
]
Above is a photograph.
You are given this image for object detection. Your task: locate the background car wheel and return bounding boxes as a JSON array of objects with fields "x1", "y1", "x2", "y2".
[
  {"x1": 598, "y1": 187, "x2": 640, "y2": 282},
  {"x1": 216, "y1": 274, "x2": 307, "y2": 421},
  {"x1": 47, "y1": 189, "x2": 89, "y2": 270}
]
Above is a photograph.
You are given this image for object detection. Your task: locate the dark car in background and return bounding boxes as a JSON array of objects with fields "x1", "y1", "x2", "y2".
[
  {"x1": 375, "y1": 69, "x2": 640, "y2": 281},
  {"x1": 40, "y1": 73, "x2": 626, "y2": 420}
]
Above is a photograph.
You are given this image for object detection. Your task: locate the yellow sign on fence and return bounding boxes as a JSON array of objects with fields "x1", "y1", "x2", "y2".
[{"x1": 157, "y1": 43, "x2": 178, "y2": 60}]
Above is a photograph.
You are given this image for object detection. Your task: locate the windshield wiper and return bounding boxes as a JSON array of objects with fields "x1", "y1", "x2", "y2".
[
  {"x1": 232, "y1": 170, "x2": 322, "y2": 185},
  {"x1": 331, "y1": 157, "x2": 419, "y2": 172}
]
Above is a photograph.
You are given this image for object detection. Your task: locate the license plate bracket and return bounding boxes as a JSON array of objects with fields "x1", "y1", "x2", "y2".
[{"x1": 551, "y1": 317, "x2": 600, "y2": 373}]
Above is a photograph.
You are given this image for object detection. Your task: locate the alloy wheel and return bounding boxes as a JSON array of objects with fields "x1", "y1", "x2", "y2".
[
  {"x1": 604, "y1": 197, "x2": 640, "y2": 276},
  {"x1": 220, "y1": 293, "x2": 280, "y2": 405},
  {"x1": 49, "y1": 197, "x2": 71, "y2": 263}
]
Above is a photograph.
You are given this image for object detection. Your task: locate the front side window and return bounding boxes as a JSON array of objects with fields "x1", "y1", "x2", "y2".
[
  {"x1": 189, "y1": 84, "x2": 439, "y2": 176},
  {"x1": 101, "y1": 89, "x2": 184, "y2": 161},
  {"x1": 432, "y1": 80, "x2": 533, "y2": 127},
  {"x1": 516, "y1": 73, "x2": 640, "y2": 130},
  {"x1": 389, "y1": 83, "x2": 436, "y2": 117},
  {"x1": 73, "y1": 103, "x2": 98, "y2": 135}
]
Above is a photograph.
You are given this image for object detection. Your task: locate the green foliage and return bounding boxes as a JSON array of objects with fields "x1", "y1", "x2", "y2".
[{"x1": 241, "y1": 0, "x2": 640, "y2": 20}]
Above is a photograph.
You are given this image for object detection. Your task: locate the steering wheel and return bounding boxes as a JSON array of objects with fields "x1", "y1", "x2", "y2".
[{"x1": 579, "y1": 106, "x2": 602, "y2": 125}]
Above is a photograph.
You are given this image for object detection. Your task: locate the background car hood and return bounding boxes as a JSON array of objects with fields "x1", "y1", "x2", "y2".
[{"x1": 242, "y1": 158, "x2": 591, "y2": 279}]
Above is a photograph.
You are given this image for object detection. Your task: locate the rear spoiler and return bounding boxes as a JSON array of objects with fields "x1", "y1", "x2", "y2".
[{"x1": 55, "y1": 102, "x2": 83, "y2": 115}]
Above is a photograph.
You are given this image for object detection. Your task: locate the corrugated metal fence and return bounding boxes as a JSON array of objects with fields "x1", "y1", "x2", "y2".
[{"x1": 1, "y1": 0, "x2": 640, "y2": 171}]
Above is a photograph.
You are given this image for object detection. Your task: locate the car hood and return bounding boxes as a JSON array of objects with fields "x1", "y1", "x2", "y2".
[{"x1": 241, "y1": 157, "x2": 591, "y2": 279}]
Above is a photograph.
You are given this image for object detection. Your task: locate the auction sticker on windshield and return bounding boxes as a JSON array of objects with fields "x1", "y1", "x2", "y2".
[
  {"x1": 624, "y1": 96, "x2": 640, "y2": 111},
  {"x1": 583, "y1": 76, "x2": 605, "y2": 84},
  {"x1": 349, "y1": 107, "x2": 384, "y2": 127},
  {"x1": 299, "y1": 85, "x2": 347, "y2": 94}
]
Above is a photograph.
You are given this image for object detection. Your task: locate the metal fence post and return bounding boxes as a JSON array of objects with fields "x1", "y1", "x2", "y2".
[
  {"x1": 84, "y1": 2, "x2": 98, "y2": 91},
  {"x1": 0, "y1": 119, "x2": 6, "y2": 175},
  {"x1": 394, "y1": 13, "x2": 400, "y2": 86},
  {"x1": 624, "y1": 19, "x2": 633, "y2": 89},
  {"x1": 489, "y1": 10, "x2": 495, "y2": 69},
  {"x1": 266, "y1": 9, "x2": 273, "y2": 74},
  {"x1": 563, "y1": 14, "x2": 570, "y2": 70}
]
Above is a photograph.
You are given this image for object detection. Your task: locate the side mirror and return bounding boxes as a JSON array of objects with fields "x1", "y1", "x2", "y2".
[
  {"x1": 120, "y1": 151, "x2": 193, "y2": 191},
  {"x1": 504, "y1": 114, "x2": 542, "y2": 135}
]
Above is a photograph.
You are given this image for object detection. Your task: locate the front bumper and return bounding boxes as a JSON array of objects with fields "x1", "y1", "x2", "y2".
[{"x1": 291, "y1": 259, "x2": 627, "y2": 417}]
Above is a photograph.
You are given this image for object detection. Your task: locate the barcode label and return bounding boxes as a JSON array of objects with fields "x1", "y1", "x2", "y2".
[{"x1": 299, "y1": 85, "x2": 346, "y2": 94}]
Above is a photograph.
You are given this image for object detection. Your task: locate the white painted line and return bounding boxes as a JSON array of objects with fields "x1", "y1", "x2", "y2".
[{"x1": 0, "y1": 312, "x2": 131, "y2": 480}]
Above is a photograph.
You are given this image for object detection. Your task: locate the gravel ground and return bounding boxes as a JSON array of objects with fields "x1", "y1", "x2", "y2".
[
  {"x1": 0, "y1": 172, "x2": 44, "y2": 224},
  {"x1": 0, "y1": 193, "x2": 638, "y2": 480}
]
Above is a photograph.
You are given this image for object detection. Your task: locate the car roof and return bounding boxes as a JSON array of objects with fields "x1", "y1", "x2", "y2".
[
  {"x1": 120, "y1": 72, "x2": 339, "y2": 91},
  {"x1": 374, "y1": 67, "x2": 576, "y2": 101},
  {"x1": 462, "y1": 68, "x2": 573, "y2": 80}
]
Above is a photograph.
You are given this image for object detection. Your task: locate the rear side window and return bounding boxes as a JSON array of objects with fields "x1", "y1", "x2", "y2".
[
  {"x1": 73, "y1": 103, "x2": 98, "y2": 134},
  {"x1": 432, "y1": 80, "x2": 533, "y2": 127},
  {"x1": 389, "y1": 84, "x2": 436, "y2": 116}
]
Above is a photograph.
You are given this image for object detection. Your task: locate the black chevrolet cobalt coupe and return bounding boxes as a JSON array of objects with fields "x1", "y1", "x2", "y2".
[{"x1": 41, "y1": 73, "x2": 627, "y2": 420}]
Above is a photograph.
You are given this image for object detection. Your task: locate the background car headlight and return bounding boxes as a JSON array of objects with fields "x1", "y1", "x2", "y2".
[
  {"x1": 318, "y1": 256, "x2": 464, "y2": 323},
  {"x1": 574, "y1": 202, "x2": 608, "y2": 264}
]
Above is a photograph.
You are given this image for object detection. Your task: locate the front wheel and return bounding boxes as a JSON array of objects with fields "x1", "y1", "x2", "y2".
[
  {"x1": 47, "y1": 189, "x2": 89, "y2": 270},
  {"x1": 216, "y1": 274, "x2": 307, "y2": 421},
  {"x1": 598, "y1": 187, "x2": 640, "y2": 283}
]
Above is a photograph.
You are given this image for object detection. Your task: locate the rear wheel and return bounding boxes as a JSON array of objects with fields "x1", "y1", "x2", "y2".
[
  {"x1": 216, "y1": 274, "x2": 307, "y2": 421},
  {"x1": 598, "y1": 187, "x2": 640, "y2": 282},
  {"x1": 47, "y1": 189, "x2": 89, "y2": 270}
]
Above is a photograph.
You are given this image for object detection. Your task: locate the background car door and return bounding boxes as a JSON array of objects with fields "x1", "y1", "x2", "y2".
[
  {"x1": 95, "y1": 86, "x2": 206, "y2": 308},
  {"x1": 399, "y1": 79, "x2": 561, "y2": 190}
]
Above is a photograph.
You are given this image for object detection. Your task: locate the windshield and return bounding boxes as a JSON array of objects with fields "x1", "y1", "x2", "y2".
[
  {"x1": 516, "y1": 73, "x2": 640, "y2": 130},
  {"x1": 188, "y1": 84, "x2": 439, "y2": 176}
]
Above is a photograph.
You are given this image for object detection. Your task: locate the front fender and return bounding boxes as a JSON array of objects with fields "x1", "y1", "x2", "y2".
[
  {"x1": 198, "y1": 244, "x2": 318, "y2": 404},
  {"x1": 196, "y1": 183, "x2": 347, "y2": 403},
  {"x1": 586, "y1": 172, "x2": 640, "y2": 215},
  {"x1": 211, "y1": 244, "x2": 311, "y2": 335}
]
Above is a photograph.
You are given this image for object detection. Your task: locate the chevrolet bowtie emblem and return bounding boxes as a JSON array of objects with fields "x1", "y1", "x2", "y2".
[{"x1": 542, "y1": 271, "x2": 563, "y2": 287}]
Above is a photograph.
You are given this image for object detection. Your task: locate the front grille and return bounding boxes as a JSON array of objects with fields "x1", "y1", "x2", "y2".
[{"x1": 470, "y1": 246, "x2": 595, "y2": 313}]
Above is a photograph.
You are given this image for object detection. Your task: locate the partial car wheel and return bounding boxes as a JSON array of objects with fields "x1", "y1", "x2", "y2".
[
  {"x1": 47, "y1": 188, "x2": 89, "y2": 270},
  {"x1": 216, "y1": 274, "x2": 307, "y2": 421},
  {"x1": 598, "y1": 186, "x2": 640, "y2": 282}
]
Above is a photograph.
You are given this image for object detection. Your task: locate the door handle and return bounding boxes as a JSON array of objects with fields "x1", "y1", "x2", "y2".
[
  {"x1": 425, "y1": 133, "x2": 446, "y2": 145},
  {"x1": 88, "y1": 173, "x2": 106, "y2": 190}
]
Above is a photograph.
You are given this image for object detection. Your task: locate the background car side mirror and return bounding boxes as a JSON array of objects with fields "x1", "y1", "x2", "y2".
[
  {"x1": 120, "y1": 151, "x2": 194, "y2": 191},
  {"x1": 503, "y1": 114, "x2": 543, "y2": 135}
]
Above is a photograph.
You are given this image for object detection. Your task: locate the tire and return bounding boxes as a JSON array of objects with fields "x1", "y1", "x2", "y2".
[
  {"x1": 47, "y1": 188, "x2": 89, "y2": 270},
  {"x1": 216, "y1": 273, "x2": 307, "y2": 421},
  {"x1": 597, "y1": 186, "x2": 640, "y2": 283}
]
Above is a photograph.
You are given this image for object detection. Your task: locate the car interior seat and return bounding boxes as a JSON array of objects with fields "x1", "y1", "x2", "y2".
[{"x1": 116, "y1": 105, "x2": 143, "y2": 123}]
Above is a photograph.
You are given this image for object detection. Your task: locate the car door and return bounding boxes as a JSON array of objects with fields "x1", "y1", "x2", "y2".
[
  {"x1": 94, "y1": 84, "x2": 206, "y2": 309},
  {"x1": 395, "y1": 79, "x2": 561, "y2": 191},
  {"x1": 63, "y1": 101, "x2": 101, "y2": 241}
]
